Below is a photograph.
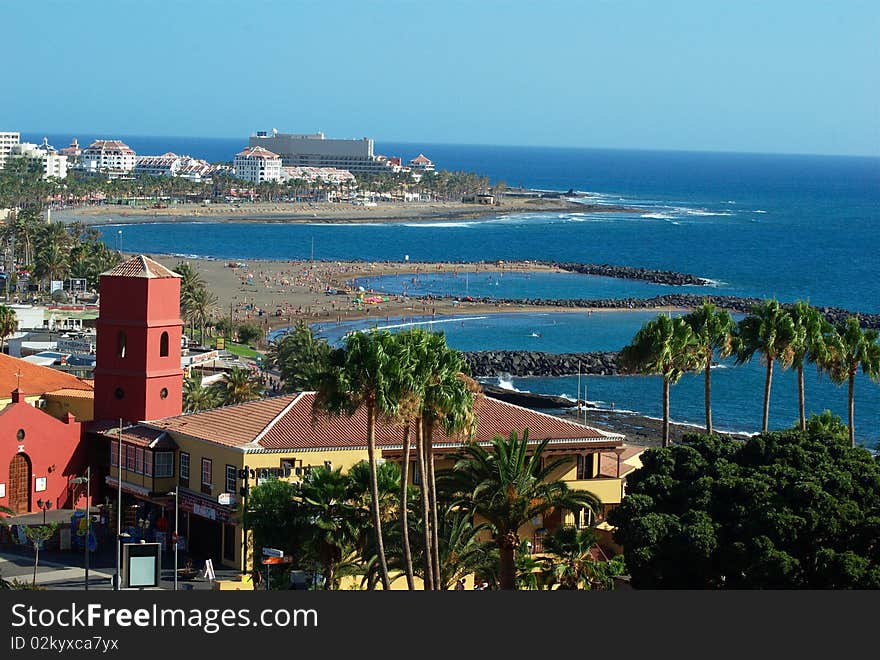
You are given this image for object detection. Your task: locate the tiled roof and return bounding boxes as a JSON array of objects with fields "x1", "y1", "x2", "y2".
[
  {"x1": 0, "y1": 354, "x2": 94, "y2": 397},
  {"x1": 101, "y1": 255, "x2": 181, "y2": 279},
  {"x1": 410, "y1": 154, "x2": 432, "y2": 164},
  {"x1": 598, "y1": 445, "x2": 645, "y2": 478},
  {"x1": 148, "y1": 392, "x2": 622, "y2": 452},
  {"x1": 95, "y1": 423, "x2": 177, "y2": 449},
  {"x1": 44, "y1": 388, "x2": 95, "y2": 399},
  {"x1": 84, "y1": 140, "x2": 135, "y2": 154},
  {"x1": 150, "y1": 395, "x2": 298, "y2": 447},
  {"x1": 235, "y1": 146, "x2": 281, "y2": 160}
]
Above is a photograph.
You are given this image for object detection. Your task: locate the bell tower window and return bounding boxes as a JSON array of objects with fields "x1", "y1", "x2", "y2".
[
  {"x1": 117, "y1": 331, "x2": 127, "y2": 358},
  {"x1": 160, "y1": 331, "x2": 169, "y2": 357}
]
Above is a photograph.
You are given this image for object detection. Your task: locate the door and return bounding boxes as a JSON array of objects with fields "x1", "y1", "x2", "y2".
[{"x1": 8, "y1": 453, "x2": 32, "y2": 514}]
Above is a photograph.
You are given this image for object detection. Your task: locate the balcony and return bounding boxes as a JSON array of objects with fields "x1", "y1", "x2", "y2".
[{"x1": 564, "y1": 478, "x2": 624, "y2": 506}]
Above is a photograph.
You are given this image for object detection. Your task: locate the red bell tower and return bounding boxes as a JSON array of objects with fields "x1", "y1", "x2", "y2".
[{"x1": 94, "y1": 255, "x2": 183, "y2": 423}]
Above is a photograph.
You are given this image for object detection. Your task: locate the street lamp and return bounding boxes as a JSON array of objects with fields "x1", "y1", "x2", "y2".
[
  {"x1": 70, "y1": 466, "x2": 91, "y2": 590},
  {"x1": 117, "y1": 229, "x2": 122, "y2": 253},
  {"x1": 36, "y1": 499, "x2": 53, "y2": 524},
  {"x1": 167, "y1": 488, "x2": 179, "y2": 591}
]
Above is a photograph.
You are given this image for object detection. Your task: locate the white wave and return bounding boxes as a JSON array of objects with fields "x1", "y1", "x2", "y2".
[
  {"x1": 681, "y1": 209, "x2": 735, "y2": 217},
  {"x1": 709, "y1": 364, "x2": 728, "y2": 370},
  {"x1": 639, "y1": 414, "x2": 758, "y2": 436},
  {"x1": 401, "y1": 222, "x2": 477, "y2": 228},
  {"x1": 640, "y1": 212, "x2": 676, "y2": 220},
  {"x1": 366, "y1": 315, "x2": 489, "y2": 332},
  {"x1": 698, "y1": 278, "x2": 725, "y2": 287},
  {"x1": 496, "y1": 376, "x2": 525, "y2": 392},
  {"x1": 724, "y1": 200, "x2": 737, "y2": 204},
  {"x1": 754, "y1": 210, "x2": 767, "y2": 214}
]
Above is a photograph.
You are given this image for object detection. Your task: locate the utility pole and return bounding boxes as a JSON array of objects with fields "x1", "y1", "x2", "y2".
[{"x1": 115, "y1": 418, "x2": 122, "y2": 590}]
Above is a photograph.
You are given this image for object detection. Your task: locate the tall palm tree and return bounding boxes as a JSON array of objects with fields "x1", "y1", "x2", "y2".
[
  {"x1": 218, "y1": 366, "x2": 264, "y2": 405},
  {"x1": 314, "y1": 330, "x2": 402, "y2": 590},
  {"x1": 682, "y1": 302, "x2": 735, "y2": 434},
  {"x1": 443, "y1": 429, "x2": 601, "y2": 590},
  {"x1": 418, "y1": 333, "x2": 477, "y2": 588},
  {"x1": 0, "y1": 305, "x2": 16, "y2": 354},
  {"x1": 620, "y1": 315, "x2": 700, "y2": 447},
  {"x1": 824, "y1": 317, "x2": 880, "y2": 447},
  {"x1": 541, "y1": 525, "x2": 623, "y2": 590},
  {"x1": 185, "y1": 286, "x2": 218, "y2": 346},
  {"x1": 734, "y1": 300, "x2": 796, "y2": 433},
  {"x1": 788, "y1": 301, "x2": 833, "y2": 431}
]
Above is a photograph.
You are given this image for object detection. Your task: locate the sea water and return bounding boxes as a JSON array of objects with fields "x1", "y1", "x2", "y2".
[{"x1": 48, "y1": 138, "x2": 878, "y2": 445}]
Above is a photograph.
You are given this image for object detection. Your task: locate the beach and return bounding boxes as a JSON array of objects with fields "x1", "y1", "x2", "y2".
[{"x1": 53, "y1": 195, "x2": 640, "y2": 226}]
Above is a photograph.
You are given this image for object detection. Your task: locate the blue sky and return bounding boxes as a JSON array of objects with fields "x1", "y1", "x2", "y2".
[{"x1": 3, "y1": 0, "x2": 878, "y2": 155}]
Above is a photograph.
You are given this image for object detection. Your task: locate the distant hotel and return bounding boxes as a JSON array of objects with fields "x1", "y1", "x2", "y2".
[
  {"x1": 0, "y1": 134, "x2": 68, "y2": 180},
  {"x1": 248, "y1": 129, "x2": 404, "y2": 174},
  {"x1": 233, "y1": 146, "x2": 282, "y2": 183},
  {"x1": 134, "y1": 152, "x2": 218, "y2": 183},
  {"x1": 78, "y1": 139, "x2": 137, "y2": 177}
]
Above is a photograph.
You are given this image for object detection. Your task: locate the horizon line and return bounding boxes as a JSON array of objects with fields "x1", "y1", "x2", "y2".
[{"x1": 14, "y1": 129, "x2": 880, "y2": 160}]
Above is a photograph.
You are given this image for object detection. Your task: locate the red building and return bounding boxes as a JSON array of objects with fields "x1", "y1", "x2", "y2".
[
  {"x1": 0, "y1": 389, "x2": 85, "y2": 514},
  {"x1": 93, "y1": 256, "x2": 183, "y2": 424}
]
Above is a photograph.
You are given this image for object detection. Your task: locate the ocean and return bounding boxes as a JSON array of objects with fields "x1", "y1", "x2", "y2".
[{"x1": 30, "y1": 133, "x2": 880, "y2": 445}]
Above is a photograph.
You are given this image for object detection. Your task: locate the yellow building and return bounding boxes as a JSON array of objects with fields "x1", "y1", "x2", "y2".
[
  {"x1": 0, "y1": 353, "x2": 94, "y2": 421},
  {"x1": 99, "y1": 391, "x2": 643, "y2": 578}
]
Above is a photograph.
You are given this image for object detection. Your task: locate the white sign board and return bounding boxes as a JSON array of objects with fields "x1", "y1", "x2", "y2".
[{"x1": 262, "y1": 547, "x2": 284, "y2": 558}]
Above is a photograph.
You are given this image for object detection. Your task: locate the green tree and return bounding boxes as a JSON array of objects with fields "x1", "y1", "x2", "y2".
[
  {"x1": 541, "y1": 526, "x2": 624, "y2": 590},
  {"x1": 20, "y1": 523, "x2": 61, "y2": 587},
  {"x1": 0, "y1": 305, "x2": 17, "y2": 353},
  {"x1": 824, "y1": 317, "x2": 880, "y2": 447},
  {"x1": 734, "y1": 300, "x2": 796, "y2": 433},
  {"x1": 217, "y1": 366, "x2": 264, "y2": 405},
  {"x1": 236, "y1": 323, "x2": 262, "y2": 346},
  {"x1": 182, "y1": 374, "x2": 221, "y2": 412},
  {"x1": 244, "y1": 478, "x2": 302, "y2": 573},
  {"x1": 314, "y1": 330, "x2": 402, "y2": 590},
  {"x1": 787, "y1": 301, "x2": 834, "y2": 431},
  {"x1": 608, "y1": 428, "x2": 880, "y2": 588},
  {"x1": 443, "y1": 430, "x2": 602, "y2": 590},
  {"x1": 620, "y1": 315, "x2": 700, "y2": 447},
  {"x1": 266, "y1": 322, "x2": 331, "y2": 392},
  {"x1": 682, "y1": 302, "x2": 736, "y2": 435}
]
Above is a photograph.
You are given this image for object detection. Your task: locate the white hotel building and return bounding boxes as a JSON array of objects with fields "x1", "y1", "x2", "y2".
[
  {"x1": 8, "y1": 139, "x2": 68, "y2": 180},
  {"x1": 248, "y1": 130, "x2": 400, "y2": 174},
  {"x1": 233, "y1": 146, "x2": 282, "y2": 183},
  {"x1": 79, "y1": 139, "x2": 137, "y2": 176},
  {"x1": 134, "y1": 152, "x2": 217, "y2": 182},
  {"x1": 0, "y1": 131, "x2": 21, "y2": 169}
]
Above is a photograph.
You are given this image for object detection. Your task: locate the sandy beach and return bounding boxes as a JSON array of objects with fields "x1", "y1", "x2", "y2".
[
  {"x1": 53, "y1": 196, "x2": 640, "y2": 226},
  {"x1": 148, "y1": 255, "x2": 685, "y2": 334}
]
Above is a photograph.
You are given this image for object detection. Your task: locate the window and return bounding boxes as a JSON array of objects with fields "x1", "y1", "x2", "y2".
[
  {"x1": 179, "y1": 452, "x2": 190, "y2": 487},
  {"x1": 160, "y1": 388, "x2": 168, "y2": 399},
  {"x1": 201, "y1": 458, "x2": 213, "y2": 494},
  {"x1": 117, "y1": 331, "x2": 127, "y2": 358},
  {"x1": 154, "y1": 452, "x2": 173, "y2": 478},
  {"x1": 135, "y1": 447, "x2": 144, "y2": 474},
  {"x1": 160, "y1": 331, "x2": 169, "y2": 357},
  {"x1": 576, "y1": 454, "x2": 594, "y2": 480},
  {"x1": 144, "y1": 451, "x2": 152, "y2": 477},
  {"x1": 125, "y1": 445, "x2": 136, "y2": 471},
  {"x1": 411, "y1": 461, "x2": 421, "y2": 486},
  {"x1": 115, "y1": 387, "x2": 125, "y2": 400},
  {"x1": 110, "y1": 441, "x2": 118, "y2": 468},
  {"x1": 225, "y1": 465, "x2": 236, "y2": 494}
]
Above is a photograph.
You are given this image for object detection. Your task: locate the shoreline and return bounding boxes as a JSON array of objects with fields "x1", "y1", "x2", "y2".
[{"x1": 51, "y1": 196, "x2": 642, "y2": 226}]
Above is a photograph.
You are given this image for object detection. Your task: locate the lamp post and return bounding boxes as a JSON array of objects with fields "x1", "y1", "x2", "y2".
[
  {"x1": 167, "y1": 488, "x2": 179, "y2": 591},
  {"x1": 36, "y1": 499, "x2": 53, "y2": 524},
  {"x1": 115, "y1": 420, "x2": 123, "y2": 591},
  {"x1": 70, "y1": 466, "x2": 91, "y2": 590}
]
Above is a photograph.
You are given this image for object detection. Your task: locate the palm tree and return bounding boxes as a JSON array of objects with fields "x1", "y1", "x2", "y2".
[
  {"x1": 682, "y1": 302, "x2": 735, "y2": 434},
  {"x1": 541, "y1": 525, "x2": 624, "y2": 590},
  {"x1": 0, "y1": 305, "x2": 16, "y2": 354},
  {"x1": 314, "y1": 330, "x2": 402, "y2": 590},
  {"x1": 417, "y1": 333, "x2": 478, "y2": 588},
  {"x1": 788, "y1": 301, "x2": 833, "y2": 431},
  {"x1": 297, "y1": 467, "x2": 361, "y2": 590},
  {"x1": 185, "y1": 286, "x2": 218, "y2": 346},
  {"x1": 183, "y1": 374, "x2": 221, "y2": 412},
  {"x1": 620, "y1": 315, "x2": 700, "y2": 447},
  {"x1": 824, "y1": 317, "x2": 880, "y2": 447},
  {"x1": 217, "y1": 366, "x2": 264, "y2": 405},
  {"x1": 444, "y1": 429, "x2": 601, "y2": 590},
  {"x1": 266, "y1": 321, "x2": 330, "y2": 392},
  {"x1": 734, "y1": 300, "x2": 796, "y2": 433}
]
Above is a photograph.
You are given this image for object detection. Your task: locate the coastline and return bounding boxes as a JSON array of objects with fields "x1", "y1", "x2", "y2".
[{"x1": 52, "y1": 196, "x2": 642, "y2": 226}]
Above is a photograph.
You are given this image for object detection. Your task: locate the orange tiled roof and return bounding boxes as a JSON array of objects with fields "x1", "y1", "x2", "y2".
[
  {"x1": 236, "y1": 146, "x2": 281, "y2": 160},
  {"x1": 149, "y1": 392, "x2": 623, "y2": 452},
  {"x1": 101, "y1": 255, "x2": 181, "y2": 279},
  {"x1": 44, "y1": 388, "x2": 95, "y2": 399},
  {"x1": 0, "y1": 354, "x2": 94, "y2": 397}
]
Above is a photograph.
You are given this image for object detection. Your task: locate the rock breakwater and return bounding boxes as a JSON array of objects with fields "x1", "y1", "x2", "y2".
[{"x1": 464, "y1": 350, "x2": 620, "y2": 378}]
